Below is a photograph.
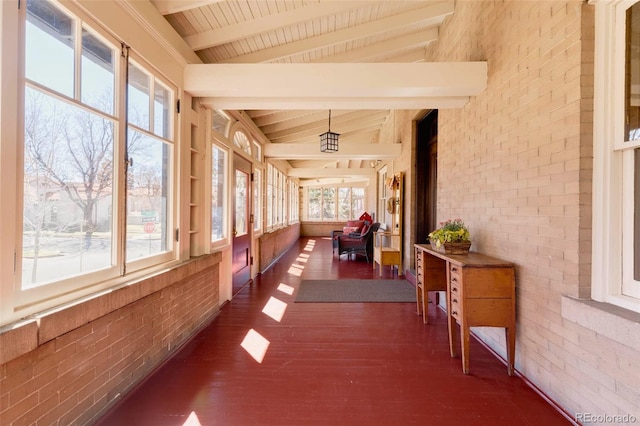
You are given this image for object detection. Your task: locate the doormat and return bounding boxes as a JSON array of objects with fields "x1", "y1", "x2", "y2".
[{"x1": 295, "y1": 279, "x2": 416, "y2": 303}]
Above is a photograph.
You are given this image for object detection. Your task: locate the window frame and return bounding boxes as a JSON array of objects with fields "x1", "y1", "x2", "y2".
[
  {"x1": 303, "y1": 184, "x2": 367, "y2": 222},
  {"x1": 592, "y1": 0, "x2": 640, "y2": 312},
  {"x1": 210, "y1": 140, "x2": 230, "y2": 249},
  {"x1": 8, "y1": 0, "x2": 180, "y2": 322}
]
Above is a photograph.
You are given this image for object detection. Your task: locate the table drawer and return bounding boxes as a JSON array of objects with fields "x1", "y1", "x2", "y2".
[
  {"x1": 450, "y1": 293, "x2": 462, "y2": 320},
  {"x1": 462, "y1": 267, "x2": 514, "y2": 298}
]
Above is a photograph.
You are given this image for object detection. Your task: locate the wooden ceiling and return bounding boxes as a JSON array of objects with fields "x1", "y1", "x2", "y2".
[{"x1": 150, "y1": 0, "x2": 457, "y2": 177}]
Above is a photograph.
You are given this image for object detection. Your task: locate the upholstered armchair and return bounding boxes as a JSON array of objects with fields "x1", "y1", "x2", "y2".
[
  {"x1": 337, "y1": 222, "x2": 380, "y2": 262},
  {"x1": 332, "y1": 219, "x2": 367, "y2": 254}
]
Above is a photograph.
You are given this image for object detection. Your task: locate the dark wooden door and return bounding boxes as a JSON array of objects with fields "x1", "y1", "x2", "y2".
[
  {"x1": 416, "y1": 110, "x2": 438, "y2": 244},
  {"x1": 232, "y1": 154, "x2": 252, "y2": 295}
]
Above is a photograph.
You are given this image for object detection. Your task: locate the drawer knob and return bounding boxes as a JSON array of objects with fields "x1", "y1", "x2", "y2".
[
  {"x1": 452, "y1": 311, "x2": 458, "y2": 316},
  {"x1": 452, "y1": 287, "x2": 458, "y2": 293}
]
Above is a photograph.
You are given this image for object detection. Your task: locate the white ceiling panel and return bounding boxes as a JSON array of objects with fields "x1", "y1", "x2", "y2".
[{"x1": 150, "y1": 0, "x2": 479, "y2": 179}]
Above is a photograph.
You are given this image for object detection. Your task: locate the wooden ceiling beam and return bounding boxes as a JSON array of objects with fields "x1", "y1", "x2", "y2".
[
  {"x1": 312, "y1": 29, "x2": 437, "y2": 63},
  {"x1": 185, "y1": 2, "x2": 361, "y2": 51},
  {"x1": 150, "y1": 0, "x2": 223, "y2": 15},
  {"x1": 264, "y1": 142, "x2": 401, "y2": 160},
  {"x1": 220, "y1": 1, "x2": 454, "y2": 63}
]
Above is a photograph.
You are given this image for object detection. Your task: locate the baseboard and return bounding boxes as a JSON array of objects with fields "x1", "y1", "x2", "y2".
[{"x1": 470, "y1": 329, "x2": 579, "y2": 426}]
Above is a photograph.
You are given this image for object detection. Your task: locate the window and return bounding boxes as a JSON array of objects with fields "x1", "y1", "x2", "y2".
[
  {"x1": 253, "y1": 141, "x2": 262, "y2": 162},
  {"x1": 18, "y1": 0, "x2": 176, "y2": 310},
  {"x1": 253, "y1": 168, "x2": 262, "y2": 233},
  {"x1": 233, "y1": 130, "x2": 251, "y2": 156},
  {"x1": 378, "y1": 166, "x2": 388, "y2": 226},
  {"x1": 211, "y1": 110, "x2": 230, "y2": 136},
  {"x1": 305, "y1": 186, "x2": 367, "y2": 221},
  {"x1": 211, "y1": 144, "x2": 227, "y2": 243},
  {"x1": 289, "y1": 180, "x2": 299, "y2": 224},
  {"x1": 592, "y1": 0, "x2": 640, "y2": 312},
  {"x1": 126, "y1": 61, "x2": 174, "y2": 265},
  {"x1": 266, "y1": 163, "x2": 291, "y2": 230}
]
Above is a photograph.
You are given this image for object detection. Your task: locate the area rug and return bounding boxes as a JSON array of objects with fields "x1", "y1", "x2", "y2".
[{"x1": 295, "y1": 279, "x2": 416, "y2": 303}]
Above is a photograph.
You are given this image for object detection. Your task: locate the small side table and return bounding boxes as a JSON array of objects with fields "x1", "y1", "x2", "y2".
[{"x1": 373, "y1": 231, "x2": 402, "y2": 276}]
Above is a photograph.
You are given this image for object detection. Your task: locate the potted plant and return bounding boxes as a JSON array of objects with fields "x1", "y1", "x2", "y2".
[{"x1": 428, "y1": 218, "x2": 472, "y2": 254}]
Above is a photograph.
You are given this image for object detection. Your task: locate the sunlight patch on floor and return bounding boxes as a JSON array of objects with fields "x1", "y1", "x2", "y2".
[
  {"x1": 241, "y1": 329, "x2": 270, "y2": 363},
  {"x1": 287, "y1": 263, "x2": 304, "y2": 276},
  {"x1": 262, "y1": 296, "x2": 287, "y2": 322},
  {"x1": 182, "y1": 412, "x2": 202, "y2": 426},
  {"x1": 277, "y1": 283, "x2": 295, "y2": 295}
]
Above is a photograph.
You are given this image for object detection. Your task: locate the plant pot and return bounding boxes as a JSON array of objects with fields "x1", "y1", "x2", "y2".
[
  {"x1": 429, "y1": 240, "x2": 444, "y2": 253},
  {"x1": 443, "y1": 241, "x2": 471, "y2": 255}
]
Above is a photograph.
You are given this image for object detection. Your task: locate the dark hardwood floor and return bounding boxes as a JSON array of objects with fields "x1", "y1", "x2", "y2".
[{"x1": 97, "y1": 237, "x2": 574, "y2": 426}]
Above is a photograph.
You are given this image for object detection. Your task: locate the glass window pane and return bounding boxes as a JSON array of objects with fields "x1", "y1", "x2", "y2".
[
  {"x1": 22, "y1": 88, "x2": 114, "y2": 288},
  {"x1": 26, "y1": 0, "x2": 74, "y2": 98},
  {"x1": 154, "y1": 82, "x2": 171, "y2": 138},
  {"x1": 308, "y1": 188, "x2": 321, "y2": 220},
  {"x1": 253, "y1": 142, "x2": 261, "y2": 162},
  {"x1": 235, "y1": 170, "x2": 248, "y2": 236},
  {"x1": 338, "y1": 187, "x2": 351, "y2": 220},
  {"x1": 253, "y1": 169, "x2": 261, "y2": 232},
  {"x1": 128, "y1": 63, "x2": 150, "y2": 130},
  {"x1": 211, "y1": 146, "x2": 226, "y2": 241},
  {"x1": 352, "y1": 187, "x2": 365, "y2": 219},
  {"x1": 626, "y1": 4, "x2": 640, "y2": 141},
  {"x1": 81, "y1": 28, "x2": 115, "y2": 114},
  {"x1": 126, "y1": 130, "x2": 171, "y2": 261},
  {"x1": 322, "y1": 188, "x2": 336, "y2": 220},
  {"x1": 233, "y1": 131, "x2": 251, "y2": 155},
  {"x1": 211, "y1": 110, "x2": 229, "y2": 136}
]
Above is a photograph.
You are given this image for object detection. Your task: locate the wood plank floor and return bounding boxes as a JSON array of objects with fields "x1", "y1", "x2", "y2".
[{"x1": 97, "y1": 237, "x2": 574, "y2": 426}]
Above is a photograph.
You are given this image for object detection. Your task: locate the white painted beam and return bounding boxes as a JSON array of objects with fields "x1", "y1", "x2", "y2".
[
  {"x1": 263, "y1": 110, "x2": 389, "y2": 139},
  {"x1": 189, "y1": 62, "x2": 486, "y2": 109},
  {"x1": 185, "y1": 2, "x2": 362, "y2": 51},
  {"x1": 379, "y1": 48, "x2": 426, "y2": 63},
  {"x1": 221, "y1": 2, "x2": 454, "y2": 63},
  {"x1": 287, "y1": 168, "x2": 376, "y2": 178},
  {"x1": 312, "y1": 29, "x2": 437, "y2": 63},
  {"x1": 201, "y1": 96, "x2": 470, "y2": 110},
  {"x1": 264, "y1": 143, "x2": 401, "y2": 160},
  {"x1": 151, "y1": 0, "x2": 223, "y2": 15}
]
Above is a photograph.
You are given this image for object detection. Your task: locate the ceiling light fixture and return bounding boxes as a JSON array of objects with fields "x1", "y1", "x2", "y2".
[{"x1": 319, "y1": 110, "x2": 339, "y2": 153}]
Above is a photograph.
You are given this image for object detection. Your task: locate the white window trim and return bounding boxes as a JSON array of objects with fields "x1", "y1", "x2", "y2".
[
  {"x1": 592, "y1": 0, "x2": 640, "y2": 312},
  {"x1": 0, "y1": 0, "x2": 182, "y2": 326},
  {"x1": 209, "y1": 140, "x2": 231, "y2": 250}
]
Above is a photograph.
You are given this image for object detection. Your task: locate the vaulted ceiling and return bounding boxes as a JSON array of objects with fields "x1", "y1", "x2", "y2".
[{"x1": 148, "y1": 0, "x2": 478, "y2": 180}]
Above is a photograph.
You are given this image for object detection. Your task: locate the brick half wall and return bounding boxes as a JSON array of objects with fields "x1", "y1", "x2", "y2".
[
  {"x1": 0, "y1": 252, "x2": 222, "y2": 425},
  {"x1": 258, "y1": 224, "x2": 300, "y2": 272}
]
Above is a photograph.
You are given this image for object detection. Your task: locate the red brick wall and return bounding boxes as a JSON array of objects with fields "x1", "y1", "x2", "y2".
[
  {"x1": 259, "y1": 224, "x2": 300, "y2": 272},
  {"x1": 0, "y1": 253, "x2": 221, "y2": 425},
  {"x1": 300, "y1": 221, "x2": 345, "y2": 237}
]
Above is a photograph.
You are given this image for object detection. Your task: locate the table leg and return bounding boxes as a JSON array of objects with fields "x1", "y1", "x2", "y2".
[
  {"x1": 461, "y1": 322, "x2": 470, "y2": 374},
  {"x1": 422, "y1": 288, "x2": 428, "y2": 324},
  {"x1": 448, "y1": 313, "x2": 457, "y2": 358},
  {"x1": 506, "y1": 326, "x2": 515, "y2": 376}
]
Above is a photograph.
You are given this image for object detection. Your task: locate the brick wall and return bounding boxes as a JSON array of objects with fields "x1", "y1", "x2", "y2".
[
  {"x1": 300, "y1": 221, "x2": 344, "y2": 237},
  {"x1": 258, "y1": 224, "x2": 300, "y2": 272},
  {"x1": 394, "y1": 0, "x2": 638, "y2": 418},
  {"x1": 0, "y1": 253, "x2": 221, "y2": 425}
]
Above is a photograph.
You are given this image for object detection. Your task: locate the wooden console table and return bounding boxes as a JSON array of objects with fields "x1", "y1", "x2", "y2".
[{"x1": 414, "y1": 244, "x2": 516, "y2": 375}]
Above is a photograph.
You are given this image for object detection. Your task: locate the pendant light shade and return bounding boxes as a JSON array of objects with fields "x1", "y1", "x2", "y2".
[{"x1": 319, "y1": 110, "x2": 339, "y2": 152}]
